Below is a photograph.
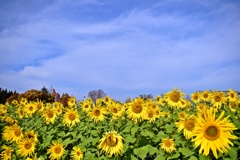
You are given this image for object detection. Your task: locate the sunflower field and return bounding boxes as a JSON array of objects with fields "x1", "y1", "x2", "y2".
[{"x1": 0, "y1": 88, "x2": 240, "y2": 160}]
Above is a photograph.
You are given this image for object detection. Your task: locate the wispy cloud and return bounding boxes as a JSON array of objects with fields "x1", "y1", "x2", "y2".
[{"x1": 0, "y1": 0, "x2": 240, "y2": 101}]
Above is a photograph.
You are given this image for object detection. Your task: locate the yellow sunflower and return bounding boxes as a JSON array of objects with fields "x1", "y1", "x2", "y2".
[
  {"x1": 62, "y1": 108, "x2": 80, "y2": 127},
  {"x1": 20, "y1": 97, "x2": 28, "y2": 105},
  {"x1": 200, "y1": 90, "x2": 211, "y2": 102},
  {"x1": 127, "y1": 98, "x2": 147, "y2": 122},
  {"x1": 35, "y1": 100, "x2": 44, "y2": 113},
  {"x1": 81, "y1": 102, "x2": 92, "y2": 112},
  {"x1": 144, "y1": 108, "x2": 156, "y2": 122},
  {"x1": 17, "y1": 138, "x2": 36, "y2": 157},
  {"x1": 228, "y1": 89, "x2": 238, "y2": 102},
  {"x1": 164, "y1": 88, "x2": 186, "y2": 108},
  {"x1": 210, "y1": 91, "x2": 226, "y2": 108},
  {"x1": 88, "y1": 107, "x2": 106, "y2": 122},
  {"x1": 47, "y1": 142, "x2": 64, "y2": 160},
  {"x1": 68, "y1": 97, "x2": 76, "y2": 108},
  {"x1": 24, "y1": 102, "x2": 36, "y2": 116},
  {"x1": 24, "y1": 130, "x2": 38, "y2": 143},
  {"x1": 103, "y1": 96, "x2": 111, "y2": 104},
  {"x1": 191, "y1": 92, "x2": 201, "y2": 104},
  {"x1": 71, "y1": 146, "x2": 83, "y2": 160},
  {"x1": 178, "y1": 111, "x2": 188, "y2": 119},
  {"x1": 17, "y1": 107, "x2": 25, "y2": 118},
  {"x1": 160, "y1": 138, "x2": 176, "y2": 154},
  {"x1": 43, "y1": 109, "x2": 56, "y2": 124},
  {"x1": 9, "y1": 124, "x2": 24, "y2": 143},
  {"x1": 175, "y1": 116, "x2": 195, "y2": 140},
  {"x1": 0, "y1": 145, "x2": 13, "y2": 160},
  {"x1": 98, "y1": 131, "x2": 124, "y2": 157},
  {"x1": 192, "y1": 108, "x2": 238, "y2": 159}
]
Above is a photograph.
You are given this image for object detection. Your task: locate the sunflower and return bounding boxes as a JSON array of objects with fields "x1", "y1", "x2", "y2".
[
  {"x1": 103, "y1": 96, "x2": 111, "y2": 104},
  {"x1": 47, "y1": 142, "x2": 64, "y2": 160},
  {"x1": 9, "y1": 124, "x2": 24, "y2": 143},
  {"x1": 127, "y1": 98, "x2": 146, "y2": 122},
  {"x1": 191, "y1": 92, "x2": 201, "y2": 104},
  {"x1": 17, "y1": 138, "x2": 36, "y2": 157},
  {"x1": 200, "y1": 90, "x2": 211, "y2": 102},
  {"x1": 88, "y1": 107, "x2": 106, "y2": 122},
  {"x1": 143, "y1": 108, "x2": 156, "y2": 122},
  {"x1": 17, "y1": 107, "x2": 25, "y2": 118},
  {"x1": 68, "y1": 97, "x2": 76, "y2": 108},
  {"x1": 25, "y1": 102, "x2": 36, "y2": 116},
  {"x1": 192, "y1": 108, "x2": 238, "y2": 159},
  {"x1": 20, "y1": 97, "x2": 28, "y2": 105},
  {"x1": 98, "y1": 131, "x2": 124, "y2": 157},
  {"x1": 210, "y1": 91, "x2": 226, "y2": 108},
  {"x1": 81, "y1": 102, "x2": 92, "y2": 112},
  {"x1": 160, "y1": 138, "x2": 176, "y2": 154},
  {"x1": 164, "y1": 88, "x2": 186, "y2": 108},
  {"x1": 228, "y1": 89, "x2": 238, "y2": 102},
  {"x1": 24, "y1": 130, "x2": 38, "y2": 143},
  {"x1": 35, "y1": 100, "x2": 44, "y2": 113},
  {"x1": 71, "y1": 146, "x2": 83, "y2": 160},
  {"x1": 0, "y1": 145, "x2": 13, "y2": 160},
  {"x1": 43, "y1": 109, "x2": 57, "y2": 124},
  {"x1": 62, "y1": 108, "x2": 80, "y2": 127},
  {"x1": 176, "y1": 116, "x2": 195, "y2": 140},
  {"x1": 178, "y1": 111, "x2": 188, "y2": 119}
]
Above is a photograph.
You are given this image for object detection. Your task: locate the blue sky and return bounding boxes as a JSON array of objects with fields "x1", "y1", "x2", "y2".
[{"x1": 0, "y1": 0, "x2": 240, "y2": 102}]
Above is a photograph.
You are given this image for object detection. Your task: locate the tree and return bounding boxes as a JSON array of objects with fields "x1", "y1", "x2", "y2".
[
  {"x1": 87, "y1": 89, "x2": 107, "y2": 103},
  {"x1": 139, "y1": 94, "x2": 153, "y2": 100}
]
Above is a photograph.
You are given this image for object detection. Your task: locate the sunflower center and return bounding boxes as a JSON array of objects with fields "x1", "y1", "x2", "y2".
[
  {"x1": 112, "y1": 108, "x2": 118, "y2": 113},
  {"x1": 47, "y1": 111, "x2": 54, "y2": 118},
  {"x1": 85, "y1": 105, "x2": 89, "y2": 108},
  {"x1": 193, "y1": 95, "x2": 198, "y2": 100},
  {"x1": 37, "y1": 104, "x2": 42, "y2": 110},
  {"x1": 152, "y1": 104, "x2": 156, "y2": 109},
  {"x1": 68, "y1": 113, "x2": 76, "y2": 121},
  {"x1": 76, "y1": 151, "x2": 81, "y2": 156},
  {"x1": 6, "y1": 149, "x2": 11, "y2": 155},
  {"x1": 24, "y1": 142, "x2": 32, "y2": 150},
  {"x1": 203, "y1": 93, "x2": 208, "y2": 98},
  {"x1": 148, "y1": 112, "x2": 154, "y2": 118},
  {"x1": 155, "y1": 111, "x2": 160, "y2": 115},
  {"x1": 163, "y1": 140, "x2": 172, "y2": 147},
  {"x1": 132, "y1": 104, "x2": 142, "y2": 113},
  {"x1": 179, "y1": 112, "x2": 186, "y2": 118},
  {"x1": 214, "y1": 95, "x2": 221, "y2": 102},
  {"x1": 230, "y1": 93, "x2": 234, "y2": 98},
  {"x1": 184, "y1": 119, "x2": 195, "y2": 131},
  {"x1": 94, "y1": 109, "x2": 101, "y2": 116},
  {"x1": 71, "y1": 100, "x2": 74, "y2": 103},
  {"x1": 54, "y1": 146, "x2": 62, "y2": 154},
  {"x1": 15, "y1": 129, "x2": 21, "y2": 137},
  {"x1": 106, "y1": 135, "x2": 118, "y2": 147},
  {"x1": 29, "y1": 106, "x2": 33, "y2": 111},
  {"x1": 204, "y1": 125, "x2": 220, "y2": 141},
  {"x1": 170, "y1": 92, "x2": 180, "y2": 102}
]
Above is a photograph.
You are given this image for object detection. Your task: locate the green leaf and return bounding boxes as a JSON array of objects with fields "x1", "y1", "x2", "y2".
[
  {"x1": 147, "y1": 144, "x2": 159, "y2": 155},
  {"x1": 57, "y1": 131, "x2": 65, "y2": 137},
  {"x1": 130, "y1": 155, "x2": 138, "y2": 160},
  {"x1": 85, "y1": 151, "x2": 95, "y2": 159},
  {"x1": 165, "y1": 123, "x2": 174, "y2": 133},
  {"x1": 227, "y1": 147, "x2": 238, "y2": 160},
  {"x1": 153, "y1": 131, "x2": 166, "y2": 143},
  {"x1": 155, "y1": 156, "x2": 166, "y2": 160},
  {"x1": 122, "y1": 125, "x2": 132, "y2": 133},
  {"x1": 140, "y1": 129, "x2": 154, "y2": 138},
  {"x1": 167, "y1": 152, "x2": 180, "y2": 160},
  {"x1": 189, "y1": 156, "x2": 198, "y2": 160},
  {"x1": 62, "y1": 138, "x2": 74, "y2": 146},
  {"x1": 133, "y1": 146, "x2": 148, "y2": 159},
  {"x1": 199, "y1": 155, "x2": 208, "y2": 160},
  {"x1": 125, "y1": 135, "x2": 136, "y2": 143},
  {"x1": 131, "y1": 126, "x2": 139, "y2": 135},
  {"x1": 179, "y1": 148, "x2": 194, "y2": 157}
]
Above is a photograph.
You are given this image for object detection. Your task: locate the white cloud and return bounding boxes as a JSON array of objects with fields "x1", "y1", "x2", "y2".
[{"x1": 0, "y1": 0, "x2": 240, "y2": 101}]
